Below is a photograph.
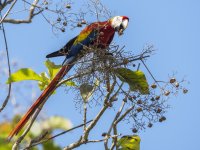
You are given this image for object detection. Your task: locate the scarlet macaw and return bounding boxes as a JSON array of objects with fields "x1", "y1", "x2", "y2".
[{"x1": 8, "y1": 16, "x2": 129, "y2": 140}]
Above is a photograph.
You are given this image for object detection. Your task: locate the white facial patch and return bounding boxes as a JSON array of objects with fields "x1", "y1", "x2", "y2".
[
  {"x1": 122, "y1": 19, "x2": 129, "y2": 29},
  {"x1": 111, "y1": 16, "x2": 123, "y2": 29}
]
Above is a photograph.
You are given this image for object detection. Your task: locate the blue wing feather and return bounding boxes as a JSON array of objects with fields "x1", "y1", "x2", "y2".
[{"x1": 66, "y1": 29, "x2": 97, "y2": 58}]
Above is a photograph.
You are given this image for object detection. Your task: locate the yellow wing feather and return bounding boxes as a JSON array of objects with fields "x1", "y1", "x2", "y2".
[{"x1": 73, "y1": 28, "x2": 93, "y2": 45}]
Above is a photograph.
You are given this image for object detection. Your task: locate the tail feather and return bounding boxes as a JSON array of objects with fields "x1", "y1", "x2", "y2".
[
  {"x1": 46, "y1": 50, "x2": 65, "y2": 58},
  {"x1": 46, "y1": 36, "x2": 78, "y2": 58},
  {"x1": 7, "y1": 60, "x2": 76, "y2": 141}
]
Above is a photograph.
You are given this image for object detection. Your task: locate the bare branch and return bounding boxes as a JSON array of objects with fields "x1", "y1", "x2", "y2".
[
  {"x1": 0, "y1": 0, "x2": 17, "y2": 24},
  {"x1": 0, "y1": 13, "x2": 12, "y2": 112},
  {"x1": 3, "y1": 0, "x2": 42, "y2": 24},
  {"x1": 0, "y1": 0, "x2": 14, "y2": 11},
  {"x1": 24, "y1": 120, "x2": 93, "y2": 150}
]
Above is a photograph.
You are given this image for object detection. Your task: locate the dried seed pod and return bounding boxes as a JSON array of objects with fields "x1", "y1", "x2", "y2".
[
  {"x1": 155, "y1": 95, "x2": 160, "y2": 100},
  {"x1": 148, "y1": 123, "x2": 153, "y2": 128},
  {"x1": 137, "y1": 100, "x2": 142, "y2": 105},
  {"x1": 170, "y1": 78, "x2": 176, "y2": 83},
  {"x1": 136, "y1": 107, "x2": 142, "y2": 112},
  {"x1": 164, "y1": 90, "x2": 170, "y2": 96},
  {"x1": 128, "y1": 96, "x2": 133, "y2": 101},
  {"x1": 61, "y1": 28, "x2": 65, "y2": 32},
  {"x1": 151, "y1": 83, "x2": 157, "y2": 89},
  {"x1": 175, "y1": 82, "x2": 179, "y2": 87},
  {"x1": 66, "y1": 4, "x2": 71, "y2": 9},
  {"x1": 151, "y1": 97, "x2": 155, "y2": 101},
  {"x1": 57, "y1": 17, "x2": 61, "y2": 22},
  {"x1": 159, "y1": 116, "x2": 166, "y2": 122},
  {"x1": 81, "y1": 20, "x2": 87, "y2": 24},
  {"x1": 156, "y1": 108, "x2": 162, "y2": 113},
  {"x1": 63, "y1": 21, "x2": 67, "y2": 26},
  {"x1": 161, "y1": 116, "x2": 166, "y2": 121},
  {"x1": 77, "y1": 23, "x2": 82, "y2": 27},
  {"x1": 183, "y1": 88, "x2": 188, "y2": 94},
  {"x1": 132, "y1": 95, "x2": 137, "y2": 100},
  {"x1": 132, "y1": 128, "x2": 138, "y2": 133}
]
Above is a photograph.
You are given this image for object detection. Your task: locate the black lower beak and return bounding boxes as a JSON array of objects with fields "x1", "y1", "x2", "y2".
[{"x1": 117, "y1": 24, "x2": 124, "y2": 35}]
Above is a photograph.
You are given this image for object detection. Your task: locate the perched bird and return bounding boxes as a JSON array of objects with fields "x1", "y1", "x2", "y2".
[
  {"x1": 8, "y1": 16, "x2": 129, "y2": 140},
  {"x1": 117, "y1": 135, "x2": 141, "y2": 150}
]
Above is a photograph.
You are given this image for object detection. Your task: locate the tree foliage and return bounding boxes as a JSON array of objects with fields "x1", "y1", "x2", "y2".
[{"x1": 0, "y1": 0, "x2": 188, "y2": 150}]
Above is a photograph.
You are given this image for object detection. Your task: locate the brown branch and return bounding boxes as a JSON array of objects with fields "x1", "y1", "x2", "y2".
[
  {"x1": 64, "y1": 79, "x2": 118, "y2": 150},
  {"x1": 0, "y1": 0, "x2": 14, "y2": 11},
  {"x1": 23, "y1": 120, "x2": 93, "y2": 150},
  {"x1": 105, "y1": 94, "x2": 128, "y2": 150},
  {"x1": 0, "y1": 0, "x2": 17, "y2": 23},
  {"x1": 3, "y1": 0, "x2": 42, "y2": 24}
]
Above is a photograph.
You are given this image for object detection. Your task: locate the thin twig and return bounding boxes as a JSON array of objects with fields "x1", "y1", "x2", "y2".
[
  {"x1": 0, "y1": 0, "x2": 17, "y2": 24},
  {"x1": 24, "y1": 120, "x2": 93, "y2": 149},
  {"x1": 83, "y1": 102, "x2": 87, "y2": 131},
  {"x1": 3, "y1": 0, "x2": 42, "y2": 24},
  {"x1": 140, "y1": 59, "x2": 162, "y2": 89},
  {"x1": 105, "y1": 95, "x2": 127, "y2": 149},
  {"x1": 0, "y1": 12, "x2": 12, "y2": 112}
]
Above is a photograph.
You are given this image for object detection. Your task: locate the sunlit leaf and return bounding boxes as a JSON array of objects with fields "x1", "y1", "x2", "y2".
[
  {"x1": 0, "y1": 137, "x2": 12, "y2": 150},
  {"x1": 115, "y1": 68, "x2": 149, "y2": 94},
  {"x1": 38, "y1": 72, "x2": 50, "y2": 91},
  {"x1": 6, "y1": 68, "x2": 43, "y2": 84},
  {"x1": 117, "y1": 135, "x2": 141, "y2": 150},
  {"x1": 42, "y1": 116, "x2": 72, "y2": 131},
  {"x1": 64, "y1": 81, "x2": 76, "y2": 86},
  {"x1": 79, "y1": 80, "x2": 100, "y2": 102},
  {"x1": 45, "y1": 60, "x2": 62, "y2": 80}
]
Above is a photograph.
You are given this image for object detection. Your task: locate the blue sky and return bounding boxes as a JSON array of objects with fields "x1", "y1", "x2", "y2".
[{"x1": 1, "y1": 0, "x2": 199, "y2": 149}]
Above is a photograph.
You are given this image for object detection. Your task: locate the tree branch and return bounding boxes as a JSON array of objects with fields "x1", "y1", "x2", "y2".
[
  {"x1": 0, "y1": 12, "x2": 12, "y2": 112},
  {"x1": 0, "y1": 0, "x2": 17, "y2": 24},
  {"x1": 3, "y1": 0, "x2": 42, "y2": 24},
  {"x1": 24, "y1": 120, "x2": 93, "y2": 150}
]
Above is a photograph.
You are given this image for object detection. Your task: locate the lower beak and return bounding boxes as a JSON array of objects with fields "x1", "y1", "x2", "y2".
[{"x1": 118, "y1": 29, "x2": 124, "y2": 36}]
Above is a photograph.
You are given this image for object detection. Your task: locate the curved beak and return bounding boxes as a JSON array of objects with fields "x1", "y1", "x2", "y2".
[{"x1": 118, "y1": 19, "x2": 129, "y2": 36}]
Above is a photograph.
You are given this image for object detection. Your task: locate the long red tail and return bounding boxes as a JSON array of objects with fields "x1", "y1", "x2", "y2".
[{"x1": 8, "y1": 61, "x2": 75, "y2": 141}]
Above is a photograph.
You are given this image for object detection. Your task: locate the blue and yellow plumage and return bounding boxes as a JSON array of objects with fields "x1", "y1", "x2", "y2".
[{"x1": 8, "y1": 16, "x2": 129, "y2": 140}]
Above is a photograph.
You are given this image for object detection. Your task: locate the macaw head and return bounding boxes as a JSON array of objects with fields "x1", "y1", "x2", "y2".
[{"x1": 110, "y1": 16, "x2": 129, "y2": 35}]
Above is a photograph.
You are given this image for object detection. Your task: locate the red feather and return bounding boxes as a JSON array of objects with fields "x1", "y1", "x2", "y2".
[{"x1": 8, "y1": 19, "x2": 116, "y2": 141}]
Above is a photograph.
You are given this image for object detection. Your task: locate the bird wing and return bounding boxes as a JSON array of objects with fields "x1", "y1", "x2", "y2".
[
  {"x1": 65, "y1": 23, "x2": 99, "y2": 58},
  {"x1": 46, "y1": 36, "x2": 78, "y2": 58}
]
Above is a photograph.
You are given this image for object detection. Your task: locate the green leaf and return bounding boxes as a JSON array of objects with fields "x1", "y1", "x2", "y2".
[
  {"x1": 38, "y1": 72, "x2": 50, "y2": 91},
  {"x1": 117, "y1": 135, "x2": 141, "y2": 150},
  {"x1": 79, "y1": 80, "x2": 100, "y2": 102},
  {"x1": 115, "y1": 68, "x2": 149, "y2": 95},
  {"x1": 64, "y1": 81, "x2": 76, "y2": 86},
  {"x1": 6, "y1": 68, "x2": 43, "y2": 84},
  {"x1": 43, "y1": 141, "x2": 62, "y2": 150},
  {"x1": 80, "y1": 83, "x2": 93, "y2": 102},
  {"x1": 0, "y1": 137, "x2": 12, "y2": 150},
  {"x1": 45, "y1": 60, "x2": 62, "y2": 80}
]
